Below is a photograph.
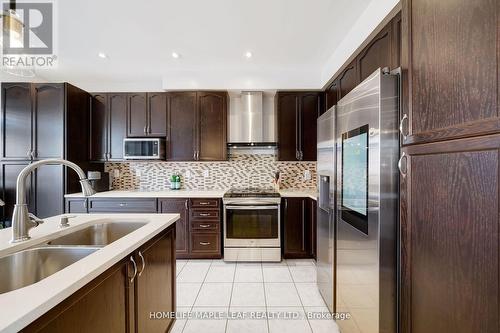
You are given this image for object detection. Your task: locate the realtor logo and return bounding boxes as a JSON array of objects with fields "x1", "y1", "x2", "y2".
[
  {"x1": 2, "y1": 2, "x2": 53, "y2": 54},
  {"x1": 1, "y1": 1, "x2": 56, "y2": 71}
]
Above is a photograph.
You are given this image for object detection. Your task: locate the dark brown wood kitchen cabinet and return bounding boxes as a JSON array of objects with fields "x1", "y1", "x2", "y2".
[
  {"x1": 400, "y1": 135, "x2": 500, "y2": 333},
  {"x1": 324, "y1": 80, "x2": 339, "y2": 113},
  {"x1": 357, "y1": 24, "x2": 394, "y2": 83},
  {"x1": 337, "y1": 60, "x2": 358, "y2": 100},
  {"x1": 160, "y1": 198, "x2": 190, "y2": 258},
  {"x1": 189, "y1": 198, "x2": 221, "y2": 259},
  {"x1": 401, "y1": 0, "x2": 499, "y2": 145},
  {"x1": 167, "y1": 91, "x2": 227, "y2": 161},
  {"x1": 22, "y1": 225, "x2": 176, "y2": 333},
  {"x1": 1, "y1": 83, "x2": 91, "y2": 226},
  {"x1": 127, "y1": 93, "x2": 167, "y2": 137},
  {"x1": 167, "y1": 92, "x2": 197, "y2": 161},
  {"x1": 90, "y1": 93, "x2": 128, "y2": 161},
  {"x1": 282, "y1": 197, "x2": 315, "y2": 259},
  {"x1": 277, "y1": 92, "x2": 321, "y2": 161},
  {"x1": 197, "y1": 92, "x2": 227, "y2": 161}
]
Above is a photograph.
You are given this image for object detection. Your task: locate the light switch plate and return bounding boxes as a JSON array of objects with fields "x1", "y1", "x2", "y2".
[
  {"x1": 113, "y1": 169, "x2": 120, "y2": 178},
  {"x1": 135, "y1": 169, "x2": 142, "y2": 177},
  {"x1": 185, "y1": 170, "x2": 192, "y2": 178},
  {"x1": 303, "y1": 170, "x2": 311, "y2": 181},
  {"x1": 203, "y1": 170, "x2": 209, "y2": 178}
]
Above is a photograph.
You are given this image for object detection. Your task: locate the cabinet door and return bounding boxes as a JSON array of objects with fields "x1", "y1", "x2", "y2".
[
  {"x1": 1, "y1": 162, "x2": 34, "y2": 227},
  {"x1": 400, "y1": 135, "x2": 500, "y2": 333},
  {"x1": 160, "y1": 198, "x2": 189, "y2": 257},
  {"x1": 33, "y1": 84, "x2": 64, "y2": 159},
  {"x1": 282, "y1": 197, "x2": 311, "y2": 258},
  {"x1": 22, "y1": 259, "x2": 133, "y2": 333},
  {"x1": 108, "y1": 93, "x2": 128, "y2": 160},
  {"x1": 148, "y1": 93, "x2": 167, "y2": 137},
  {"x1": 35, "y1": 164, "x2": 64, "y2": 218},
  {"x1": 135, "y1": 228, "x2": 175, "y2": 332},
  {"x1": 338, "y1": 60, "x2": 358, "y2": 99},
  {"x1": 90, "y1": 94, "x2": 108, "y2": 161},
  {"x1": 300, "y1": 93, "x2": 320, "y2": 161},
  {"x1": 357, "y1": 25, "x2": 392, "y2": 82},
  {"x1": 127, "y1": 93, "x2": 147, "y2": 137},
  {"x1": 324, "y1": 81, "x2": 338, "y2": 112},
  {"x1": 197, "y1": 92, "x2": 227, "y2": 161},
  {"x1": 277, "y1": 93, "x2": 299, "y2": 161},
  {"x1": 401, "y1": 0, "x2": 499, "y2": 145},
  {"x1": 1, "y1": 83, "x2": 33, "y2": 160},
  {"x1": 167, "y1": 92, "x2": 197, "y2": 161}
]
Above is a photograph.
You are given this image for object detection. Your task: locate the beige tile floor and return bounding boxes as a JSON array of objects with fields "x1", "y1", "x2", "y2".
[{"x1": 172, "y1": 259, "x2": 340, "y2": 333}]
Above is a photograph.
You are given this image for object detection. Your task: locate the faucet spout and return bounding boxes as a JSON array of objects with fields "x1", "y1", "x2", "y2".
[{"x1": 11, "y1": 159, "x2": 96, "y2": 243}]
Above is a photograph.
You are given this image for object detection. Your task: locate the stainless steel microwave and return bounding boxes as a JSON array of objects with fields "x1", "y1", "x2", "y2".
[{"x1": 123, "y1": 138, "x2": 165, "y2": 160}]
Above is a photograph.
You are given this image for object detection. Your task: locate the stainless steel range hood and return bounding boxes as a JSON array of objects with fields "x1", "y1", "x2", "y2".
[{"x1": 228, "y1": 91, "x2": 277, "y2": 148}]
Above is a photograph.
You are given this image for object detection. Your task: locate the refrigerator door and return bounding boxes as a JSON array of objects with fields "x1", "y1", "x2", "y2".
[
  {"x1": 316, "y1": 106, "x2": 336, "y2": 313},
  {"x1": 335, "y1": 68, "x2": 399, "y2": 333}
]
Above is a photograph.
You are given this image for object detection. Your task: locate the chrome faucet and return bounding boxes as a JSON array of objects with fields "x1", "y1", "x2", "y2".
[{"x1": 11, "y1": 159, "x2": 96, "y2": 243}]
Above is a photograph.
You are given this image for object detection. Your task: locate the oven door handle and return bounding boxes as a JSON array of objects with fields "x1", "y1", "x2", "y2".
[{"x1": 225, "y1": 205, "x2": 278, "y2": 210}]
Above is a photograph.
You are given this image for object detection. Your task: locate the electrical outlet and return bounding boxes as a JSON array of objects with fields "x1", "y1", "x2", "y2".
[
  {"x1": 135, "y1": 169, "x2": 142, "y2": 177},
  {"x1": 203, "y1": 170, "x2": 209, "y2": 178},
  {"x1": 303, "y1": 170, "x2": 311, "y2": 181},
  {"x1": 113, "y1": 169, "x2": 120, "y2": 178},
  {"x1": 185, "y1": 170, "x2": 191, "y2": 178}
]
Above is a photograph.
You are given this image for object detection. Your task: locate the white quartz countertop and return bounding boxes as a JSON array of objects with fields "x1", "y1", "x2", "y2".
[
  {"x1": 0, "y1": 213, "x2": 179, "y2": 333},
  {"x1": 65, "y1": 189, "x2": 317, "y2": 200},
  {"x1": 65, "y1": 189, "x2": 227, "y2": 198}
]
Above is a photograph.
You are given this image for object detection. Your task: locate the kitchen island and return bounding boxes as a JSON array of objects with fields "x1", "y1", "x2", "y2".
[{"x1": 0, "y1": 213, "x2": 178, "y2": 333}]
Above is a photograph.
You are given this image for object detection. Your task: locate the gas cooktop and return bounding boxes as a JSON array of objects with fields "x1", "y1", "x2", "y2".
[{"x1": 224, "y1": 187, "x2": 280, "y2": 198}]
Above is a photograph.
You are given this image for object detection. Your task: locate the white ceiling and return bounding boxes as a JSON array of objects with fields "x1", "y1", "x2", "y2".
[{"x1": 1, "y1": 0, "x2": 399, "y2": 91}]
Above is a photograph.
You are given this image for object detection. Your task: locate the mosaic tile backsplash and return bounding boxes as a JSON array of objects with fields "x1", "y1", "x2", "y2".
[{"x1": 104, "y1": 153, "x2": 317, "y2": 190}]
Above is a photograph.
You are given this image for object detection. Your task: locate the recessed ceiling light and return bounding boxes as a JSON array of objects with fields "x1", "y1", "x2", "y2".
[
  {"x1": 97, "y1": 52, "x2": 108, "y2": 59},
  {"x1": 172, "y1": 52, "x2": 180, "y2": 59},
  {"x1": 245, "y1": 51, "x2": 252, "y2": 58}
]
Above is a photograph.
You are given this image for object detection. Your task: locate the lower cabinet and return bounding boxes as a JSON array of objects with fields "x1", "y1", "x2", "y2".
[
  {"x1": 282, "y1": 197, "x2": 316, "y2": 259},
  {"x1": 22, "y1": 225, "x2": 176, "y2": 333},
  {"x1": 159, "y1": 198, "x2": 190, "y2": 258}
]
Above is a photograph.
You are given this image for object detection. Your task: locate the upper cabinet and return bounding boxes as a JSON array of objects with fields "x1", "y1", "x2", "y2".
[
  {"x1": 277, "y1": 91, "x2": 321, "y2": 161},
  {"x1": 167, "y1": 91, "x2": 227, "y2": 161},
  {"x1": 90, "y1": 93, "x2": 127, "y2": 161},
  {"x1": 401, "y1": 0, "x2": 499, "y2": 145},
  {"x1": 127, "y1": 93, "x2": 167, "y2": 137},
  {"x1": 323, "y1": 12, "x2": 401, "y2": 109}
]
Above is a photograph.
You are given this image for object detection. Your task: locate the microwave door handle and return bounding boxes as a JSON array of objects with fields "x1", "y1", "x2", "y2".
[{"x1": 225, "y1": 205, "x2": 278, "y2": 210}]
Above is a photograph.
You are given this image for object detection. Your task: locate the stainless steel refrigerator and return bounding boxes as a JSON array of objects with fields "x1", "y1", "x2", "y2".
[
  {"x1": 316, "y1": 105, "x2": 336, "y2": 313},
  {"x1": 335, "y1": 68, "x2": 399, "y2": 333}
]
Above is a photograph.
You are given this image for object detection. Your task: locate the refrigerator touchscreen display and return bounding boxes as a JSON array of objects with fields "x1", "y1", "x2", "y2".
[{"x1": 341, "y1": 124, "x2": 369, "y2": 234}]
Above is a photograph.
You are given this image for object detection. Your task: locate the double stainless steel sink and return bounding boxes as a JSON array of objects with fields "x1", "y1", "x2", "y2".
[{"x1": 0, "y1": 221, "x2": 146, "y2": 294}]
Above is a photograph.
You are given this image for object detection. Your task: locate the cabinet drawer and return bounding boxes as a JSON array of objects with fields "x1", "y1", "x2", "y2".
[
  {"x1": 191, "y1": 221, "x2": 219, "y2": 231},
  {"x1": 88, "y1": 198, "x2": 157, "y2": 213},
  {"x1": 191, "y1": 209, "x2": 220, "y2": 219},
  {"x1": 190, "y1": 233, "x2": 220, "y2": 254},
  {"x1": 190, "y1": 198, "x2": 219, "y2": 208}
]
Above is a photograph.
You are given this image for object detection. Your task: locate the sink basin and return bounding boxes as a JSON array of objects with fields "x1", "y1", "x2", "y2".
[
  {"x1": 48, "y1": 222, "x2": 146, "y2": 246},
  {"x1": 0, "y1": 246, "x2": 98, "y2": 294}
]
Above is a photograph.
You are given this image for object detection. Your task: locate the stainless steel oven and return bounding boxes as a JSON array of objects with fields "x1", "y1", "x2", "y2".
[{"x1": 223, "y1": 189, "x2": 281, "y2": 262}]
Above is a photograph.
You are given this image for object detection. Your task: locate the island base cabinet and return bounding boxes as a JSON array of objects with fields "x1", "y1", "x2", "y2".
[{"x1": 22, "y1": 225, "x2": 176, "y2": 333}]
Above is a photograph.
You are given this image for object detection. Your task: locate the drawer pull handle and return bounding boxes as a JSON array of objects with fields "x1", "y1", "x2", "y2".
[
  {"x1": 199, "y1": 202, "x2": 210, "y2": 205},
  {"x1": 129, "y1": 256, "x2": 137, "y2": 284},
  {"x1": 199, "y1": 242, "x2": 211, "y2": 246},
  {"x1": 137, "y1": 251, "x2": 146, "y2": 277},
  {"x1": 119, "y1": 203, "x2": 127, "y2": 207},
  {"x1": 199, "y1": 224, "x2": 211, "y2": 228},
  {"x1": 199, "y1": 213, "x2": 211, "y2": 217}
]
